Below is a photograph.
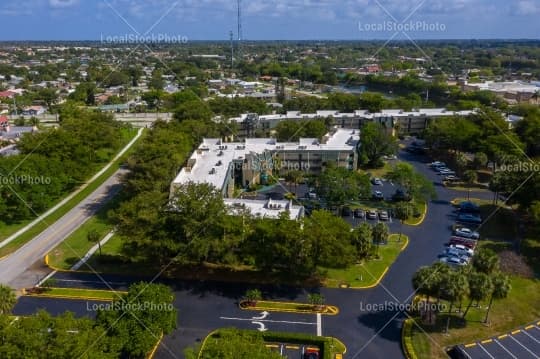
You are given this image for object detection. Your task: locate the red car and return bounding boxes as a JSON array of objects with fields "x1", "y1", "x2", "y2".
[
  {"x1": 304, "y1": 348, "x2": 320, "y2": 359},
  {"x1": 449, "y1": 236, "x2": 477, "y2": 250}
]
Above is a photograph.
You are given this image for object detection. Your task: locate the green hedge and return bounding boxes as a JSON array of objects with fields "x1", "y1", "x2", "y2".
[
  {"x1": 261, "y1": 331, "x2": 334, "y2": 359},
  {"x1": 206, "y1": 330, "x2": 338, "y2": 359},
  {"x1": 401, "y1": 319, "x2": 418, "y2": 359}
]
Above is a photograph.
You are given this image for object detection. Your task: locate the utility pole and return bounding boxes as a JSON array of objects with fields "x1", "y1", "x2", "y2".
[
  {"x1": 237, "y1": 0, "x2": 242, "y2": 60},
  {"x1": 229, "y1": 30, "x2": 234, "y2": 70}
]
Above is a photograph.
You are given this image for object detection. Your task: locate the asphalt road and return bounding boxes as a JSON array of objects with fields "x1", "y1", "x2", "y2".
[
  {"x1": 0, "y1": 167, "x2": 127, "y2": 289},
  {"x1": 11, "y1": 144, "x2": 502, "y2": 359}
]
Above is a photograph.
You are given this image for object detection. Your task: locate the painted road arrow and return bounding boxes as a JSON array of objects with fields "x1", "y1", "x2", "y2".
[
  {"x1": 251, "y1": 321, "x2": 268, "y2": 332},
  {"x1": 252, "y1": 311, "x2": 270, "y2": 320}
]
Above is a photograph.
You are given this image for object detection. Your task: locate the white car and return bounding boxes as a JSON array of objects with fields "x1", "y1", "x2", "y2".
[
  {"x1": 454, "y1": 227, "x2": 480, "y2": 239},
  {"x1": 440, "y1": 256, "x2": 467, "y2": 266},
  {"x1": 430, "y1": 161, "x2": 446, "y2": 168},
  {"x1": 444, "y1": 175, "x2": 460, "y2": 182},
  {"x1": 439, "y1": 169, "x2": 456, "y2": 176},
  {"x1": 450, "y1": 244, "x2": 474, "y2": 257}
]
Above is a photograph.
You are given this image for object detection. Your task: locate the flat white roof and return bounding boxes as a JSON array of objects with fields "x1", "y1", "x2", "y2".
[
  {"x1": 224, "y1": 198, "x2": 303, "y2": 220},
  {"x1": 229, "y1": 108, "x2": 473, "y2": 123},
  {"x1": 172, "y1": 128, "x2": 359, "y2": 191}
]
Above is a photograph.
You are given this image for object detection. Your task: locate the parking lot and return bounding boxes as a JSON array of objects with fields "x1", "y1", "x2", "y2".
[{"x1": 455, "y1": 321, "x2": 540, "y2": 359}]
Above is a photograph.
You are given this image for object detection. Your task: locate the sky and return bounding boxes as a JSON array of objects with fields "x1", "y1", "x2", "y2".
[{"x1": 0, "y1": 0, "x2": 539, "y2": 41}]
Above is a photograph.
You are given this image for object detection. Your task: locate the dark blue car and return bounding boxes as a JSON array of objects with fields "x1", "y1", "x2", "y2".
[{"x1": 457, "y1": 213, "x2": 482, "y2": 224}]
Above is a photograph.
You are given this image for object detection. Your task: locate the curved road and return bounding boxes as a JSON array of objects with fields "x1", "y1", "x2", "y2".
[{"x1": 0, "y1": 167, "x2": 127, "y2": 289}]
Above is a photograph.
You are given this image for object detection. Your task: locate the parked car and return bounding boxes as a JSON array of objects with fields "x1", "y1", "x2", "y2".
[
  {"x1": 430, "y1": 161, "x2": 446, "y2": 168},
  {"x1": 304, "y1": 348, "x2": 320, "y2": 359},
  {"x1": 354, "y1": 208, "x2": 366, "y2": 219},
  {"x1": 444, "y1": 175, "x2": 460, "y2": 182},
  {"x1": 373, "y1": 191, "x2": 384, "y2": 200},
  {"x1": 459, "y1": 201, "x2": 480, "y2": 213},
  {"x1": 449, "y1": 244, "x2": 474, "y2": 257},
  {"x1": 341, "y1": 206, "x2": 352, "y2": 217},
  {"x1": 367, "y1": 210, "x2": 378, "y2": 219},
  {"x1": 378, "y1": 210, "x2": 389, "y2": 221},
  {"x1": 454, "y1": 227, "x2": 480, "y2": 239},
  {"x1": 440, "y1": 256, "x2": 468, "y2": 266},
  {"x1": 438, "y1": 169, "x2": 456, "y2": 176},
  {"x1": 392, "y1": 189, "x2": 411, "y2": 202},
  {"x1": 371, "y1": 177, "x2": 383, "y2": 186},
  {"x1": 448, "y1": 236, "x2": 477, "y2": 249},
  {"x1": 457, "y1": 213, "x2": 482, "y2": 224}
]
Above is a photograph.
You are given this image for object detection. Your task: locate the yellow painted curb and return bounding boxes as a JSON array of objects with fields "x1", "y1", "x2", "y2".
[
  {"x1": 330, "y1": 337, "x2": 347, "y2": 354},
  {"x1": 24, "y1": 287, "x2": 127, "y2": 302},
  {"x1": 44, "y1": 254, "x2": 96, "y2": 274},
  {"x1": 401, "y1": 318, "x2": 418, "y2": 359},
  {"x1": 348, "y1": 235, "x2": 409, "y2": 289},
  {"x1": 147, "y1": 332, "x2": 163, "y2": 359},
  {"x1": 240, "y1": 300, "x2": 340, "y2": 316},
  {"x1": 198, "y1": 330, "x2": 220, "y2": 359},
  {"x1": 404, "y1": 201, "x2": 427, "y2": 226},
  {"x1": 24, "y1": 293, "x2": 115, "y2": 301}
]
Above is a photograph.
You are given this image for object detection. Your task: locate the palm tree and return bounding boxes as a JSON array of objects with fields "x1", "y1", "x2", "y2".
[
  {"x1": 472, "y1": 248, "x2": 500, "y2": 275},
  {"x1": 87, "y1": 229, "x2": 102, "y2": 256},
  {"x1": 393, "y1": 202, "x2": 410, "y2": 241},
  {"x1": 244, "y1": 289, "x2": 262, "y2": 307},
  {"x1": 484, "y1": 272, "x2": 511, "y2": 324},
  {"x1": 372, "y1": 222, "x2": 389, "y2": 257},
  {"x1": 0, "y1": 284, "x2": 17, "y2": 315},
  {"x1": 412, "y1": 265, "x2": 444, "y2": 323},
  {"x1": 463, "y1": 272, "x2": 493, "y2": 319},
  {"x1": 462, "y1": 170, "x2": 478, "y2": 200},
  {"x1": 307, "y1": 293, "x2": 325, "y2": 311}
]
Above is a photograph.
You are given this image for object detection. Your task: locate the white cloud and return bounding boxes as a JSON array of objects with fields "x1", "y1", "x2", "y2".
[{"x1": 49, "y1": 0, "x2": 79, "y2": 8}]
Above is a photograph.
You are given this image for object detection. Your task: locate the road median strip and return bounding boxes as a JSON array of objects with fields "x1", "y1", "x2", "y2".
[
  {"x1": 239, "y1": 300, "x2": 339, "y2": 315},
  {"x1": 24, "y1": 286, "x2": 126, "y2": 301}
]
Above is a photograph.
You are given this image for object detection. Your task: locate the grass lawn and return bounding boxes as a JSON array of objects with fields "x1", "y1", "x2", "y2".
[
  {"x1": 404, "y1": 201, "x2": 427, "y2": 226},
  {"x1": 28, "y1": 287, "x2": 126, "y2": 301},
  {"x1": 409, "y1": 276, "x2": 540, "y2": 359},
  {"x1": 240, "y1": 300, "x2": 337, "y2": 314},
  {"x1": 321, "y1": 234, "x2": 408, "y2": 288},
  {"x1": 409, "y1": 205, "x2": 539, "y2": 359},
  {"x1": 47, "y1": 215, "x2": 113, "y2": 270},
  {"x1": 0, "y1": 128, "x2": 141, "y2": 258},
  {"x1": 359, "y1": 161, "x2": 393, "y2": 179}
]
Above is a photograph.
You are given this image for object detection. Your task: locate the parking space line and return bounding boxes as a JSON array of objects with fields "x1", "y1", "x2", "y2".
[
  {"x1": 494, "y1": 339, "x2": 518, "y2": 359},
  {"x1": 477, "y1": 343, "x2": 496, "y2": 359},
  {"x1": 316, "y1": 313, "x2": 322, "y2": 336},
  {"x1": 508, "y1": 335, "x2": 540, "y2": 358},
  {"x1": 522, "y1": 329, "x2": 540, "y2": 344}
]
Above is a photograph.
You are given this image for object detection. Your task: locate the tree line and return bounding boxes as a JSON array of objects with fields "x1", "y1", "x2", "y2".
[
  {"x1": 0, "y1": 282, "x2": 176, "y2": 359},
  {"x1": 0, "y1": 109, "x2": 130, "y2": 225}
]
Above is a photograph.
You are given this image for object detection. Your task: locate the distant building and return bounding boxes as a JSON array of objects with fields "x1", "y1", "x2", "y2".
[
  {"x1": 462, "y1": 81, "x2": 539, "y2": 103},
  {"x1": 22, "y1": 105, "x2": 47, "y2": 116},
  {"x1": 228, "y1": 108, "x2": 474, "y2": 138}
]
